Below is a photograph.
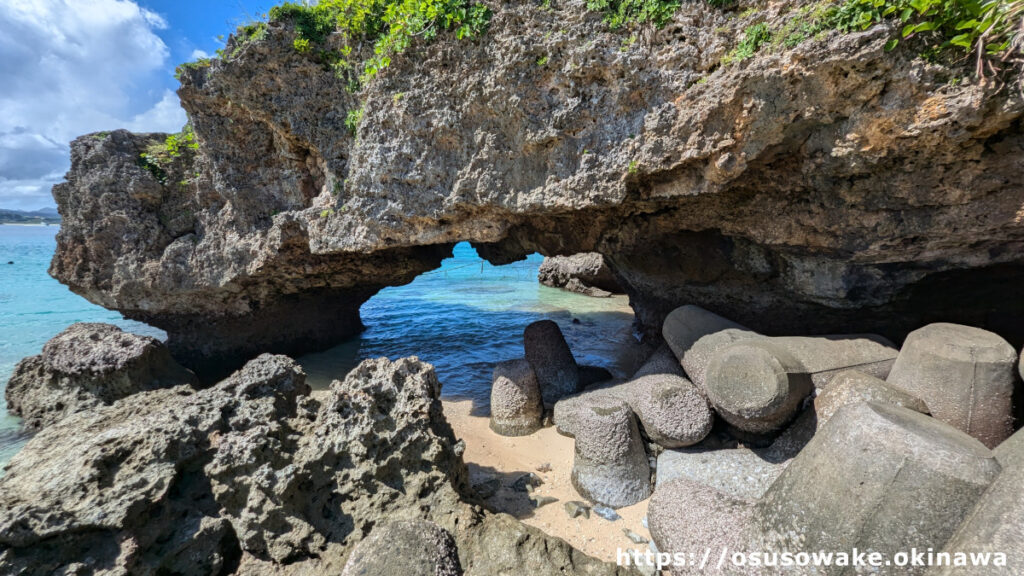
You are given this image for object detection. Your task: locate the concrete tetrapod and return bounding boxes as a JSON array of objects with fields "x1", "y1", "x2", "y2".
[
  {"x1": 767, "y1": 369, "x2": 930, "y2": 459},
  {"x1": 704, "y1": 334, "x2": 898, "y2": 435},
  {"x1": 886, "y1": 323, "x2": 1018, "y2": 448},
  {"x1": 632, "y1": 344, "x2": 687, "y2": 379},
  {"x1": 570, "y1": 397, "x2": 652, "y2": 508},
  {"x1": 630, "y1": 374, "x2": 713, "y2": 449},
  {"x1": 489, "y1": 359, "x2": 544, "y2": 437},
  {"x1": 929, "y1": 434, "x2": 1024, "y2": 575},
  {"x1": 757, "y1": 402, "x2": 1001, "y2": 575},
  {"x1": 994, "y1": 426, "x2": 1024, "y2": 470},
  {"x1": 662, "y1": 305, "x2": 759, "y2": 389},
  {"x1": 553, "y1": 374, "x2": 712, "y2": 449},
  {"x1": 648, "y1": 402, "x2": 1002, "y2": 576},
  {"x1": 523, "y1": 320, "x2": 580, "y2": 407}
]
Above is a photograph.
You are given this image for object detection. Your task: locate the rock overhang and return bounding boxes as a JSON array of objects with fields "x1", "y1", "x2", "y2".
[{"x1": 49, "y1": 2, "x2": 1024, "y2": 377}]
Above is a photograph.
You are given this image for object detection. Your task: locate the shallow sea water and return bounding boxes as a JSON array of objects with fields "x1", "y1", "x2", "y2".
[{"x1": 0, "y1": 226, "x2": 639, "y2": 463}]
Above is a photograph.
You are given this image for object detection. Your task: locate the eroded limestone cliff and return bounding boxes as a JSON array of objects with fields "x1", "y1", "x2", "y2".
[{"x1": 51, "y1": 1, "x2": 1024, "y2": 376}]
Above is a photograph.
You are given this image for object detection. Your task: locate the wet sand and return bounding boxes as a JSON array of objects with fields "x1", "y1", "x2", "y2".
[{"x1": 443, "y1": 399, "x2": 654, "y2": 565}]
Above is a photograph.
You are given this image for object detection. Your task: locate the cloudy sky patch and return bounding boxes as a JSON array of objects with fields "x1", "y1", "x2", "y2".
[{"x1": 0, "y1": 0, "x2": 187, "y2": 209}]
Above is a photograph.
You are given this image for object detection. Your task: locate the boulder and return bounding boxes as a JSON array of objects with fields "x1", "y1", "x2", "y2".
[
  {"x1": 887, "y1": 323, "x2": 1017, "y2": 448},
  {"x1": 631, "y1": 344, "x2": 686, "y2": 379},
  {"x1": 0, "y1": 353, "x2": 631, "y2": 575},
  {"x1": 570, "y1": 397, "x2": 652, "y2": 508},
  {"x1": 662, "y1": 305, "x2": 759, "y2": 389},
  {"x1": 757, "y1": 402, "x2": 1001, "y2": 572},
  {"x1": 524, "y1": 320, "x2": 580, "y2": 407},
  {"x1": 704, "y1": 334, "x2": 898, "y2": 435},
  {"x1": 489, "y1": 359, "x2": 543, "y2": 436},
  {"x1": 656, "y1": 447, "x2": 783, "y2": 501},
  {"x1": 0, "y1": 354, "x2": 307, "y2": 574},
  {"x1": 205, "y1": 356, "x2": 470, "y2": 564},
  {"x1": 4, "y1": 323, "x2": 197, "y2": 430},
  {"x1": 341, "y1": 520, "x2": 461, "y2": 576},
  {"x1": 538, "y1": 253, "x2": 623, "y2": 296}
]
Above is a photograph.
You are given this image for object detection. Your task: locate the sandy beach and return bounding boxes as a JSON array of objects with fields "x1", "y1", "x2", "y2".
[{"x1": 443, "y1": 399, "x2": 654, "y2": 565}]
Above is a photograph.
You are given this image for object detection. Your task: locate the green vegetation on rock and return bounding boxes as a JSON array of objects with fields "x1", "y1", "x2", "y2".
[
  {"x1": 138, "y1": 126, "x2": 200, "y2": 186},
  {"x1": 269, "y1": 0, "x2": 492, "y2": 85},
  {"x1": 345, "y1": 106, "x2": 364, "y2": 137},
  {"x1": 710, "y1": 0, "x2": 1022, "y2": 83},
  {"x1": 826, "y1": 0, "x2": 1022, "y2": 62},
  {"x1": 723, "y1": 22, "x2": 772, "y2": 63},
  {"x1": 585, "y1": 0, "x2": 682, "y2": 28}
]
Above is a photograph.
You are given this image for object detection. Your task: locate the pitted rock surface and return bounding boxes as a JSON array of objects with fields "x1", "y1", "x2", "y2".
[
  {"x1": 5, "y1": 322, "x2": 197, "y2": 430},
  {"x1": 539, "y1": 253, "x2": 623, "y2": 296},
  {"x1": 0, "y1": 354, "x2": 632, "y2": 575},
  {"x1": 49, "y1": 3, "x2": 1024, "y2": 374}
]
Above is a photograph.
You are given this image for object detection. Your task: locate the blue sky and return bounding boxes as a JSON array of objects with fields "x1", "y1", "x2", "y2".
[{"x1": 0, "y1": 0, "x2": 275, "y2": 210}]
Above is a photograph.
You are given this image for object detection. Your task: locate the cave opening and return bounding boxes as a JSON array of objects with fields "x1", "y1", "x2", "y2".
[{"x1": 295, "y1": 243, "x2": 643, "y2": 414}]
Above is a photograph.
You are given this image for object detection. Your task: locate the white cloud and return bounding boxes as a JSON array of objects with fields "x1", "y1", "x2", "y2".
[
  {"x1": 190, "y1": 49, "x2": 211, "y2": 60},
  {"x1": 0, "y1": 0, "x2": 187, "y2": 209},
  {"x1": 126, "y1": 90, "x2": 187, "y2": 133}
]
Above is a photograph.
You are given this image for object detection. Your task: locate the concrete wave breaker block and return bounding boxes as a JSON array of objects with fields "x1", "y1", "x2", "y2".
[
  {"x1": 930, "y1": 435, "x2": 1024, "y2": 575},
  {"x1": 757, "y1": 402, "x2": 1001, "y2": 573},
  {"x1": 524, "y1": 320, "x2": 580, "y2": 408},
  {"x1": 489, "y1": 359, "x2": 543, "y2": 437},
  {"x1": 767, "y1": 369, "x2": 929, "y2": 460},
  {"x1": 649, "y1": 401, "x2": 1000, "y2": 576},
  {"x1": 662, "y1": 305, "x2": 759, "y2": 390},
  {"x1": 887, "y1": 322, "x2": 1018, "y2": 448},
  {"x1": 554, "y1": 374, "x2": 712, "y2": 449},
  {"x1": 704, "y1": 334, "x2": 898, "y2": 434},
  {"x1": 570, "y1": 397, "x2": 652, "y2": 508}
]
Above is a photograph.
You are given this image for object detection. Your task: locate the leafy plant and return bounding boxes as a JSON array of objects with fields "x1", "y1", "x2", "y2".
[
  {"x1": 162, "y1": 125, "x2": 200, "y2": 158},
  {"x1": 231, "y1": 22, "x2": 269, "y2": 58},
  {"x1": 723, "y1": 22, "x2": 773, "y2": 63},
  {"x1": 823, "y1": 0, "x2": 1023, "y2": 84},
  {"x1": 346, "y1": 107, "x2": 364, "y2": 137},
  {"x1": 269, "y1": 0, "x2": 492, "y2": 85},
  {"x1": 585, "y1": 0, "x2": 682, "y2": 29},
  {"x1": 137, "y1": 126, "x2": 200, "y2": 186},
  {"x1": 137, "y1": 155, "x2": 168, "y2": 185},
  {"x1": 536, "y1": 55, "x2": 549, "y2": 65}
]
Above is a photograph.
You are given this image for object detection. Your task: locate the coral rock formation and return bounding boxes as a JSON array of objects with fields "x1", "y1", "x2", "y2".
[{"x1": 49, "y1": 4, "x2": 1024, "y2": 375}]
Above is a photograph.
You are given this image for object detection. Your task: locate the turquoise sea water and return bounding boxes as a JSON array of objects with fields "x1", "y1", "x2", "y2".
[{"x1": 0, "y1": 225, "x2": 638, "y2": 463}]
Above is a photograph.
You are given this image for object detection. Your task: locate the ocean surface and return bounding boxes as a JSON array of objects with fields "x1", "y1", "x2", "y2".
[{"x1": 0, "y1": 225, "x2": 639, "y2": 465}]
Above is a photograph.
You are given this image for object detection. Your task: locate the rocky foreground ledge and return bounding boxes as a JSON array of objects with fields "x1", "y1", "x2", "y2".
[
  {"x1": 49, "y1": 0, "x2": 1024, "y2": 375},
  {"x1": 0, "y1": 340, "x2": 635, "y2": 575}
]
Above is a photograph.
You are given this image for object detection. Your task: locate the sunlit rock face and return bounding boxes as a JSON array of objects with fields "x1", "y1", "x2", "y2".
[{"x1": 51, "y1": 2, "x2": 1024, "y2": 376}]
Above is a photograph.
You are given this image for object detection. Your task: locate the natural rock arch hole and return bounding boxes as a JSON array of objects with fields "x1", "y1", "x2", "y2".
[{"x1": 295, "y1": 242, "x2": 642, "y2": 413}]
